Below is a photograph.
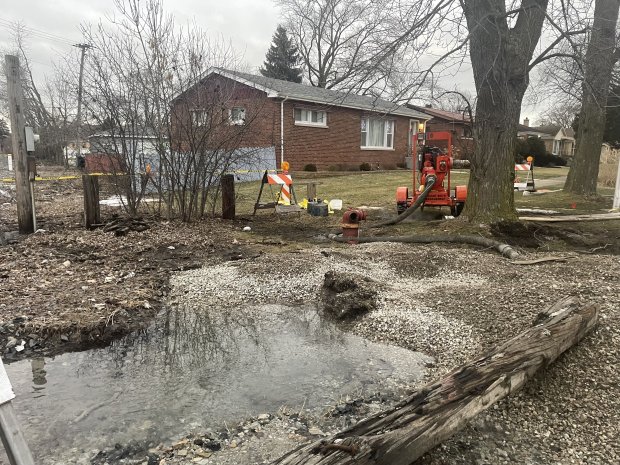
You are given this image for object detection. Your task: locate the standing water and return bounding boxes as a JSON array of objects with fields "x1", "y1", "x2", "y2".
[{"x1": 4, "y1": 303, "x2": 431, "y2": 464}]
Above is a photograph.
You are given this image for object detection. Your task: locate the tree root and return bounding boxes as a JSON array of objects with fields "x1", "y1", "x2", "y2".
[{"x1": 334, "y1": 234, "x2": 520, "y2": 259}]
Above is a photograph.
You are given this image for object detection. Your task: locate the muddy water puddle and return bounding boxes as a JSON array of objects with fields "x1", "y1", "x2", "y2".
[{"x1": 5, "y1": 304, "x2": 431, "y2": 464}]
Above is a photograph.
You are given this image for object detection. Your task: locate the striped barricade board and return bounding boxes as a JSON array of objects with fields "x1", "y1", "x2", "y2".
[{"x1": 514, "y1": 163, "x2": 535, "y2": 191}]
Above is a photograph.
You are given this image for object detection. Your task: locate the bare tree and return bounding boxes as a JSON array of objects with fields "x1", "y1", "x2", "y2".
[
  {"x1": 278, "y1": 0, "x2": 456, "y2": 97},
  {"x1": 564, "y1": 0, "x2": 620, "y2": 195},
  {"x1": 80, "y1": 0, "x2": 265, "y2": 221}
]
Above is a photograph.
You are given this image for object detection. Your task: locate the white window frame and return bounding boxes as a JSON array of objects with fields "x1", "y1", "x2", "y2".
[
  {"x1": 361, "y1": 117, "x2": 394, "y2": 150},
  {"x1": 229, "y1": 107, "x2": 246, "y2": 125},
  {"x1": 190, "y1": 109, "x2": 209, "y2": 127},
  {"x1": 294, "y1": 108, "x2": 327, "y2": 127}
]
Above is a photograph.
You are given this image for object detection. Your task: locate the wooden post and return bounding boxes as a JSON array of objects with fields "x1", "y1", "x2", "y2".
[
  {"x1": 0, "y1": 363, "x2": 35, "y2": 465},
  {"x1": 5, "y1": 55, "x2": 34, "y2": 234},
  {"x1": 82, "y1": 174, "x2": 100, "y2": 229},
  {"x1": 613, "y1": 155, "x2": 620, "y2": 210},
  {"x1": 272, "y1": 297, "x2": 599, "y2": 465},
  {"x1": 306, "y1": 182, "x2": 317, "y2": 201},
  {"x1": 221, "y1": 174, "x2": 235, "y2": 220}
]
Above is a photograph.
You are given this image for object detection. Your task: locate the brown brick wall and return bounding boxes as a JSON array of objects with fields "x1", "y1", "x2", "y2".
[
  {"x1": 173, "y1": 75, "x2": 419, "y2": 170},
  {"x1": 278, "y1": 101, "x2": 414, "y2": 170}
]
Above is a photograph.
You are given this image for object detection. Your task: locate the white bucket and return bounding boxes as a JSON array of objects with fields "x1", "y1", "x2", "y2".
[{"x1": 329, "y1": 199, "x2": 343, "y2": 211}]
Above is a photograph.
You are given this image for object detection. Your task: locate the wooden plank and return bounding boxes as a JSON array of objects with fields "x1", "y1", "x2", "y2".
[
  {"x1": 0, "y1": 403, "x2": 35, "y2": 465},
  {"x1": 520, "y1": 212, "x2": 620, "y2": 222},
  {"x1": 82, "y1": 174, "x2": 100, "y2": 229},
  {"x1": 0, "y1": 363, "x2": 34, "y2": 465},
  {"x1": 221, "y1": 174, "x2": 235, "y2": 220},
  {"x1": 5, "y1": 55, "x2": 34, "y2": 234},
  {"x1": 272, "y1": 297, "x2": 598, "y2": 465}
]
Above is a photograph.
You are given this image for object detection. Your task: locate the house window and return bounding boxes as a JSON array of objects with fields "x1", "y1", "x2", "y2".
[
  {"x1": 361, "y1": 118, "x2": 394, "y2": 149},
  {"x1": 229, "y1": 107, "x2": 246, "y2": 125},
  {"x1": 191, "y1": 109, "x2": 209, "y2": 127},
  {"x1": 294, "y1": 108, "x2": 327, "y2": 126}
]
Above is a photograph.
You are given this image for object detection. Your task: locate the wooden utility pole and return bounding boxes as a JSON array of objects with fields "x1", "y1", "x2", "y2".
[
  {"x1": 5, "y1": 55, "x2": 34, "y2": 234},
  {"x1": 74, "y1": 43, "x2": 92, "y2": 164}
]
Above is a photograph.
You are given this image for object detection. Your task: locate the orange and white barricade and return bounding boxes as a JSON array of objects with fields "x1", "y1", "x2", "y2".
[
  {"x1": 514, "y1": 162, "x2": 535, "y2": 191},
  {"x1": 267, "y1": 173, "x2": 293, "y2": 205}
]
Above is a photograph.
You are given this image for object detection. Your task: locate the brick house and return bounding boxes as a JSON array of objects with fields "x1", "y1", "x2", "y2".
[
  {"x1": 172, "y1": 68, "x2": 431, "y2": 171},
  {"x1": 518, "y1": 118, "x2": 576, "y2": 158},
  {"x1": 408, "y1": 105, "x2": 474, "y2": 159}
]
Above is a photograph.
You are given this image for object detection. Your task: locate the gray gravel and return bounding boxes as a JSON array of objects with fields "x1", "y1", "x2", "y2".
[{"x1": 161, "y1": 242, "x2": 618, "y2": 465}]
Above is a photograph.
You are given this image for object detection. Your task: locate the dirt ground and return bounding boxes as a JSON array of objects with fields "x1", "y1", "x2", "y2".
[{"x1": 1, "y1": 164, "x2": 620, "y2": 464}]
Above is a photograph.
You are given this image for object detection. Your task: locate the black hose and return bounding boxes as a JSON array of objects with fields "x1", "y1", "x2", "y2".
[
  {"x1": 334, "y1": 235, "x2": 520, "y2": 259},
  {"x1": 371, "y1": 175, "x2": 436, "y2": 228}
]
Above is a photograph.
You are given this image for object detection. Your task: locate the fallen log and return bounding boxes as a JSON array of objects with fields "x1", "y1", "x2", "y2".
[
  {"x1": 334, "y1": 235, "x2": 520, "y2": 259},
  {"x1": 272, "y1": 297, "x2": 598, "y2": 465}
]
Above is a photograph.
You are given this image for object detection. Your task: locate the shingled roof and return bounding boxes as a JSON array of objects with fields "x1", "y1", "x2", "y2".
[{"x1": 197, "y1": 68, "x2": 431, "y2": 120}]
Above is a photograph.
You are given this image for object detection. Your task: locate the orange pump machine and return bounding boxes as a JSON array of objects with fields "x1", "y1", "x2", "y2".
[{"x1": 396, "y1": 131, "x2": 467, "y2": 217}]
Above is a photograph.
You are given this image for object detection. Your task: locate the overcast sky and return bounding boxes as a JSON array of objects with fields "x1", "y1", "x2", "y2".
[
  {"x1": 0, "y1": 0, "x2": 280, "y2": 78},
  {"x1": 0, "y1": 0, "x2": 542, "y2": 122}
]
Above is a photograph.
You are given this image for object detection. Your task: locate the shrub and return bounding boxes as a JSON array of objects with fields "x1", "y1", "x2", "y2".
[
  {"x1": 303, "y1": 163, "x2": 317, "y2": 172},
  {"x1": 396, "y1": 162, "x2": 407, "y2": 169},
  {"x1": 359, "y1": 162, "x2": 372, "y2": 171},
  {"x1": 599, "y1": 163, "x2": 617, "y2": 187}
]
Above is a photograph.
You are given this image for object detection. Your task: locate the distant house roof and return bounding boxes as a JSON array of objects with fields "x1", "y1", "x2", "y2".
[
  {"x1": 408, "y1": 105, "x2": 471, "y2": 123},
  {"x1": 520, "y1": 125, "x2": 576, "y2": 140},
  {"x1": 187, "y1": 68, "x2": 431, "y2": 120}
]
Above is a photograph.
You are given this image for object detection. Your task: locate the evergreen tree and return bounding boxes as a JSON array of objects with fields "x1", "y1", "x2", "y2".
[{"x1": 260, "y1": 25, "x2": 302, "y2": 83}]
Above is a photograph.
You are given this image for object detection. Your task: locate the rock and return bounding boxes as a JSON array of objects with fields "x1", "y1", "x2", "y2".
[
  {"x1": 60, "y1": 334, "x2": 69, "y2": 342},
  {"x1": 257, "y1": 413, "x2": 270, "y2": 421},
  {"x1": 6, "y1": 336, "x2": 17, "y2": 349},
  {"x1": 308, "y1": 427, "x2": 325, "y2": 436},
  {"x1": 146, "y1": 453, "x2": 159, "y2": 465},
  {"x1": 176, "y1": 448, "x2": 188, "y2": 457},
  {"x1": 322, "y1": 271, "x2": 379, "y2": 319},
  {"x1": 203, "y1": 440, "x2": 221, "y2": 451},
  {"x1": 62, "y1": 260, "x2": 71, "y2": 267},
  {"x1": 242, "y1": 226, "x2": 251, "y2": 232}
]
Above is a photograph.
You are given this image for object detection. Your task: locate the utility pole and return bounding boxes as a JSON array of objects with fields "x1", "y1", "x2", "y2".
[
  {"x1": 5, "y1": 55, "x2": 34, "y2": 234},
  {"x1": 74, "y1": 43, "x2": 92, "y2": 166}
]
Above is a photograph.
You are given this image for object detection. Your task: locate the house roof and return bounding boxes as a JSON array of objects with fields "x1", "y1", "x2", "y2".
[
  {"x1": 198, "y1": 68, "x2": 431, "y2": 120},
  {"x1": 408, "y1": 105, "x2": 471, "y2": 123}
]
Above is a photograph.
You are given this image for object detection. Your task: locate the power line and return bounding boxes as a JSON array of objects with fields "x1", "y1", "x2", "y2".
[{"x1": 0, "y1": 19, "x2": 77, "y2": 47}]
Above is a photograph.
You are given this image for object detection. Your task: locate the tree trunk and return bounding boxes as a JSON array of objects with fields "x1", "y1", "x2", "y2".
[
  {"x1": 564, "y1": 0, "x2": 620, "y2": 195},
  {"x1": 272, "y1": 297, "x2": 598, "y2": 465},
  {"x1": 461, "y1": 0, "x2": 548, "y2": 222}
]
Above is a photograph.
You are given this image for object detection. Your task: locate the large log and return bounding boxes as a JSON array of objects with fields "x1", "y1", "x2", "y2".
[{"x1": 272, "y1": 297, "x2": 599, "y2": 465}]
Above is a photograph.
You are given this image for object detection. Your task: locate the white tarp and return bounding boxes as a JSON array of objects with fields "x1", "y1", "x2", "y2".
[{"x1": 0, "y1": 362, "x2": 15, "y2": 405}]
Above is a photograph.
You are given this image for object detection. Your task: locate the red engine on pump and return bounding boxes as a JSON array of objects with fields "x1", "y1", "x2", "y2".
[{"x1": 396, "y1": 131, "x2": 467, "y2": 217}]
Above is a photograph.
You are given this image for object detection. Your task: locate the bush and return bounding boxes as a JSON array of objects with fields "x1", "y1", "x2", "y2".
[
  {"x1": 359, "y1": 162, "x2": 372, "y2": 171},
  {"x1": 303, "y1": 163, "x2": 317, "y2": 172},
  {"x1": 396, "y1": 162, "x2": 407, "y2": 169}
]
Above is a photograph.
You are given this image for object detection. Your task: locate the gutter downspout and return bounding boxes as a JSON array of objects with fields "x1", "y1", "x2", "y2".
[{"x1": 280, "y1": 96, "x2": 288, "y2": 167}]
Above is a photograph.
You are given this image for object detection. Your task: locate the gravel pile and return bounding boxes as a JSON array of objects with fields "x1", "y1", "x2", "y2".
[{"x1": 149, "y1": 242, "x2": 619, "y2": 464}]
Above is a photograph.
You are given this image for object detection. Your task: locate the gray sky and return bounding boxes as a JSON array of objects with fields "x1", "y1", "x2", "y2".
[
  {"x1": 0, "y1": 0, "x2": 542, "y2": 123},
  {"x1": 0, "y1": 0, "x2": 280, "y2": 79}
]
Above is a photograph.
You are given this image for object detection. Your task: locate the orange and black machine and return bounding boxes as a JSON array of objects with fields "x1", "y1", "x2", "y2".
[{"x1": 396, "y1": 129, "x2": 467, "y2": 217}]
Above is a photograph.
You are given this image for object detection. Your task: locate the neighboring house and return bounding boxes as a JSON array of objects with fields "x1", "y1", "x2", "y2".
[
  {"x1": 63, "y1": 139, "x2": 91, "y2": 167},
  {"x1": 87, "y1": 132, "x2": 158, "y2": 174},
  {"x1": 408, "y1": 105, "x2": 473, "y2": 159},
  {"x1": 518, "y1": 118, "x2": 576, "y2": 158},
  {"x1": 171, "y1": 68, "x2": 431, "y2": 170}
]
